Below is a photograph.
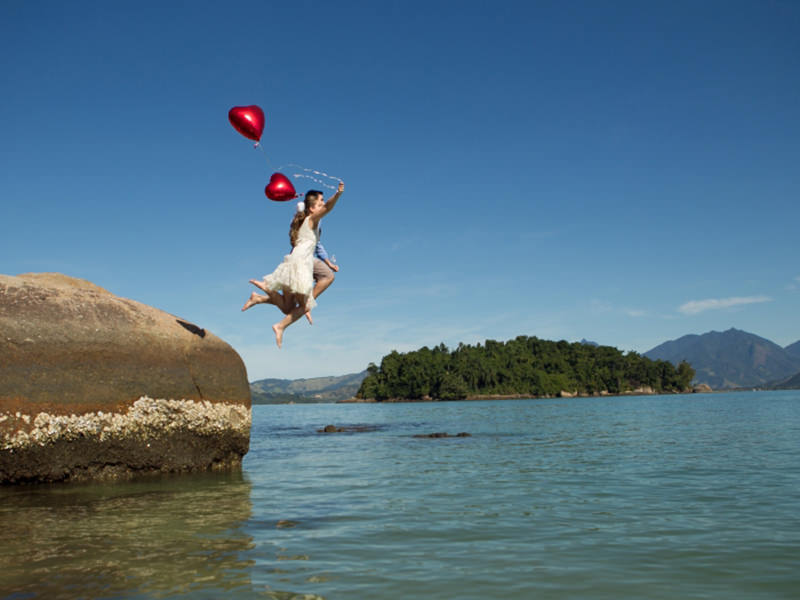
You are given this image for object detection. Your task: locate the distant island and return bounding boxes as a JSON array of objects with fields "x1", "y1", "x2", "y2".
[
  {"x1": 354, "y1": 336, "x2": 695, "y2": 402},
  {"x1": 248, "y1": 329, "x2": 800, "y2": 404}
]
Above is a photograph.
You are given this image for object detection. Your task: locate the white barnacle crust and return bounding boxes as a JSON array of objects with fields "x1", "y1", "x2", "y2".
[{"x1": 2, "y1": 397, "x2": 252, "y2": 451}]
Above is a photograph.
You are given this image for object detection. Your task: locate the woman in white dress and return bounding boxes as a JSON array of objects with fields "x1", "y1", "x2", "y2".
[{"x1": 242, "y1": 181, "x2": 344, "y2": 347}]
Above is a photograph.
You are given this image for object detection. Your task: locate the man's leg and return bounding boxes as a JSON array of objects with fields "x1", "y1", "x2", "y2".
[
  {"x1": 312, "y1": 259, "x2": 335, "y2": 299},
  {"x1": 306, "y1": 259, "x2": 336, "y2": 324}
]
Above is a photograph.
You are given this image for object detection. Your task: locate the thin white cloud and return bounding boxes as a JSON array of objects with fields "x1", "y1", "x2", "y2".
[
  {"x1": 588, "y1": 301, "x2": 647, "y2": 318},
  {"x1": 589, "y1": 299, "x2": 613, "y2": 314},
  {"x1": 678, "y1": 295, "x2": 772, "y2": 315}
]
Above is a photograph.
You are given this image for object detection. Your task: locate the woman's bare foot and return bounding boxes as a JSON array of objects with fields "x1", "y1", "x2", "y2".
[
  {"x1": 305, "y1": 310, "x2": 313, "y2": 325},
  {"x1": 242, "y1": 291, "x2": 264, "y2": 311},
  {"x1": 272, "y1": 323, "x2": 285, "y2": 348},
  {"x1": 249, "y1": 278, "x2": 269, "y2": 292}
]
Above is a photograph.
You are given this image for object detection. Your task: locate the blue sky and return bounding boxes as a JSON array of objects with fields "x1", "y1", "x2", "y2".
[{"x1": 2, "y1": 1, "x2": 798, "y2": 380}]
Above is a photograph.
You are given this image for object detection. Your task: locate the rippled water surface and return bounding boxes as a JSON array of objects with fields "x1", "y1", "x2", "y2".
[{"x1": 2, "y1": 391, "x2": 799, "y2": 599}]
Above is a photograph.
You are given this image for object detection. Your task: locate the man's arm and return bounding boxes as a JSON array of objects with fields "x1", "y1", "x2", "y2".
[
  {"x1": 318, "y1": 181, "x2": 344, "y2": 218},
  {"x1": 315, "y1": 240, "x2": 330, "y2": 262}
]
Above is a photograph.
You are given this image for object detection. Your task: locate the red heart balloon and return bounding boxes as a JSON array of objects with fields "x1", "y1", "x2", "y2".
[
  {"x1": 228, "y1": 105, "x2": 265, "y2": 142},
  {"x1": 265, "y1": 172, "x2": 297, "y2": 202}
]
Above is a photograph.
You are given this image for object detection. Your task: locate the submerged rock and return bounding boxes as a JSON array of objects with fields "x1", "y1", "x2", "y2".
[
  {"x1": 0, "y1": 273, "x2": 251, "y2": 484},
  {"x1": 413, "y1": 432, "x2": 472, "y2": 438},
  {"x1": 317, "y1": 424, "x2": 378, "y2": 433},
  {"x1": 276, "y1": 519, "x2": 299, "y2": 528}
]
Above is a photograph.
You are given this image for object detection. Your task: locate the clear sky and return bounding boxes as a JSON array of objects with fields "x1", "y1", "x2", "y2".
[{"x1": 3, "y1": 1, "x2": 798, "y2": 380}]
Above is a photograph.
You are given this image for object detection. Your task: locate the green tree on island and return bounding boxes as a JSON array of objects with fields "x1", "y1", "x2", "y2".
[{"x1": 357, "y1": 336, "x2": 695, "y2": 401}]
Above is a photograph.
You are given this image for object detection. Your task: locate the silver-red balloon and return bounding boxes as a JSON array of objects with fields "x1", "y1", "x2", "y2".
[
  {"x1": 228, "y1": 105, "x2": 265, "y2": 142},
  {"x1": 265, "y1": 172, "x2": 297, "y2": 202}
]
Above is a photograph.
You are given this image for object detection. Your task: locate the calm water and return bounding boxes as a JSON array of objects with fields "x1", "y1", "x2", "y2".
[{"x1": 2, "y1": 391, "x2": 799, "y2": 599}]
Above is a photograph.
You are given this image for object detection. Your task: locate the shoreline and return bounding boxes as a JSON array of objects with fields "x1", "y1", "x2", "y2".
[{"x1": 338, "y1": 386, "x2": 709, "y2": 404}]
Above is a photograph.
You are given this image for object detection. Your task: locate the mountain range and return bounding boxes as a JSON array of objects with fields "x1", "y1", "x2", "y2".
[
  {"x1": 644, "y1": 328, "x2": 800, "y2": 389},
  {"x1": 249, "y1": 329, "x2": 800, "y2": 402},
  {"x1": 775, "y1": 371, "x2": 800, "y2": 389},
  {"x1": 250, "y1": 370, "x2": 368, "y2": 404},
  {"x1": 785, "y1": 340, "x2": 800, "y2": 360}
]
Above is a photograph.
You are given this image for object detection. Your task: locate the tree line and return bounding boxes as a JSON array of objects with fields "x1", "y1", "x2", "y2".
[{"x1": 356, "y1": 336, "x2": 695, "y2": 401}]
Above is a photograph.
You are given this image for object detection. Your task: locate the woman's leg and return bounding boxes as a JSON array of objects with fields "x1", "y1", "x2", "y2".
[
  {"x1": 244, "y1": 281, "x2": 293, "y2": 314},
  {"x1": 268, "y1": 289, "x2": 292, "y2": 314},
  {"x1": 272, "y1": 294, "x2": 309, "y2": 348}
]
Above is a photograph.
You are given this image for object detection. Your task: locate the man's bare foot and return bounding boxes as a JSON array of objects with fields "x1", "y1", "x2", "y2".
[
  {"x1": 242, "y1": 292, "x2": 264, "y2": 311},
  {"x1": 249, "y1": 278, "x2": 269, "y2": 292},
  {"x1": 272, "y1": 323, "x2": 284, "y2": 348},
  {"x1": 305, "y1": 311, "x2": 313, "y2": 325}
]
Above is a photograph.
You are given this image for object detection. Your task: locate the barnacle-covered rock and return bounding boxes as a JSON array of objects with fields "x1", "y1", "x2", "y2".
[{"x1": 0, "y1": 273, "x2": 251, "y2": 483}]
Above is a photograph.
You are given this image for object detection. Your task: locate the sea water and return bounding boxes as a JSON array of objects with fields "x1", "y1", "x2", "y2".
[{"x1": 1, "y1": 391, "x2": 799, "y2": 599}]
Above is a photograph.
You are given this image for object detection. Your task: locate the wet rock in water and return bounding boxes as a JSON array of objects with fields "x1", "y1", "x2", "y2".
[
  {"x1": 0, "y1": 273, "x2": 251, "y2": 484},
  {"x1": 267, "y1": 593, "x2": 324, "y2": 600},
  {"x1": 319, "y1": 424, "x2": 343, "y2": 433},
  {"x1": 317, "y1": 424, "x2": 378, "y2": 434},
  {"x1": 413, "y1": 432, "x2": 472, "y2": 438},
  {"x1": 276, "y1": 519, "x2": 298, "y2": 528}
]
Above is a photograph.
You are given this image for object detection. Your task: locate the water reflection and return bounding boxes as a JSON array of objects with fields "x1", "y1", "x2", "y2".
[{"x1": 0, "y1": 470, "x2": 255, "y2": 599}]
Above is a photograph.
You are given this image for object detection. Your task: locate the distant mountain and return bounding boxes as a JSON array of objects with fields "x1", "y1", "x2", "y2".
[
  {"x1": 780, "y1": 341, "x2": 800, "y2": 388},
  {"x1": 250, "y1": 370, "x2": 368, "y2": 404},
  {"x1": 645, "y1": 328, "x2": 800, "y2": 389},
  {"x1": 580, "y1": 339, "x2": 599, "y2": 347},
  {"x1": 785, "y1": 340, "x2": 800, "y2": 360},
  {"x1": 770, "y1": 370, "x2": 800, "y2": 390}
]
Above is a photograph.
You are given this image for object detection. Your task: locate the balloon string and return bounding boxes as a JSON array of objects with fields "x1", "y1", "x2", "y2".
[
  {"x1": 281, "y1": 163, "x2": 342, "y2": 191},
  {"x1": 256, "y1": 142, "x2": 273, "y2": 171}
]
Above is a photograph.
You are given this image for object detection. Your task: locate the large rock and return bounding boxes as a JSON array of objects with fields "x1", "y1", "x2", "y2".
[{"x1": 0, "y1": 273, "x2": 251, "y2": 483}]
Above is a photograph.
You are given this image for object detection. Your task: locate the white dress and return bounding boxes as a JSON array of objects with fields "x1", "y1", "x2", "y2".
[{"x1": 261, "y1": 217, "x2": 317, "y2": 311}]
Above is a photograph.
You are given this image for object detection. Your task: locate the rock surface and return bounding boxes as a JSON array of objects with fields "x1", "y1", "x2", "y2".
[{"x1": 1, "y1": 273, "x2": 251, "y2": 483}]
